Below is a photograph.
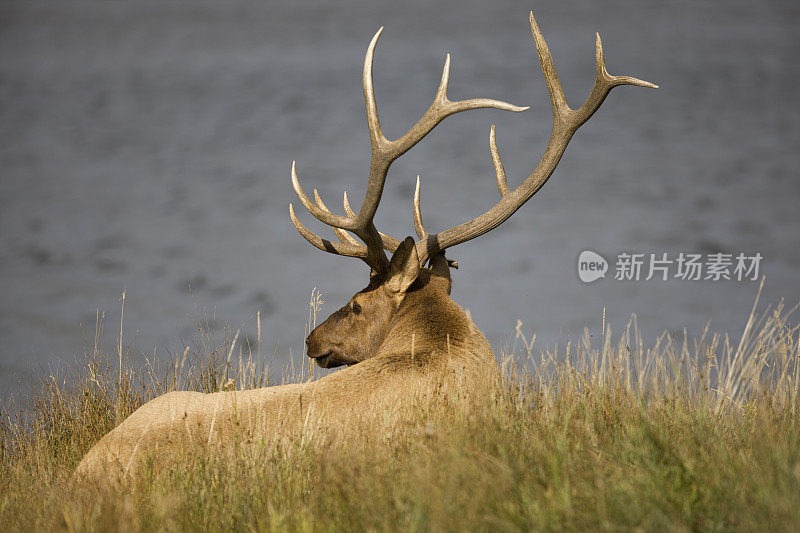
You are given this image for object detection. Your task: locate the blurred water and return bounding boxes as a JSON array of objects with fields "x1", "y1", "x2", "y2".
[{"x1": 1, "y1": 0, "x2": 799, "y2": 399}]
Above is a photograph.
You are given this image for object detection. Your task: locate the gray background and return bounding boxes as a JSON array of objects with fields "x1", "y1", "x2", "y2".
[{"x1": 1, "y1": 0, "x2": 798, "y2": 398}]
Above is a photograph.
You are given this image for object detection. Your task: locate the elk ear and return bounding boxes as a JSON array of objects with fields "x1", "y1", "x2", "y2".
[{"x1": 385, "y1": 236, "x2": 420, "y2": 295}]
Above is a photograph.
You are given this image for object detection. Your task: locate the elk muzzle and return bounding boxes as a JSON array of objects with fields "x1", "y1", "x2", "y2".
[{"x1": 305, "y1": 328, "x2": 345, "y2": 369}]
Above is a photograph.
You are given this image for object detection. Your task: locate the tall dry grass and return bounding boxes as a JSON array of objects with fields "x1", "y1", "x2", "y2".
[{"x1": 1, "y1": 285, "x2": 799, "y2": 531}]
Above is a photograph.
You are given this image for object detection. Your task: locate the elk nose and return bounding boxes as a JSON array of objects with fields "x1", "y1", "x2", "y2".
[{"x1": 305, "y1": 331, "x2": 317, "y2": 356}]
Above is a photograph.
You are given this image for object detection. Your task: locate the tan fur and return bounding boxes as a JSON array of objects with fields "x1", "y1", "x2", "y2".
[{"x1": 74, "y1": 246, "x2": 499, "y2": 485}]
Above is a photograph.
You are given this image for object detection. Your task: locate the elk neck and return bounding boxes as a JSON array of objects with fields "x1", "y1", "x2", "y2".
[{"x1": 378, "y1": 273, "x2": 477, "y2": 362}]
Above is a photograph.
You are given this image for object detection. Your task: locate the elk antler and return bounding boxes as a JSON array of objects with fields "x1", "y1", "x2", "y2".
[
  {"x1": 290, "y1": 13, "x2": 656, "y2": 272},
  {"x1": 410, "y1": 13, "x2": 657, "y2": 265},
  {"x1": 289, "y1": 26, "x2": 527, "y2": 275}
]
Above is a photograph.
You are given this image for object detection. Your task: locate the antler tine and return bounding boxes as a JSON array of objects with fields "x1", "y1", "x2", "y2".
[
  {"x1": 489, "y1": 125, "x2": 510, "y2": 197},
  {"x1": 342, "y1": 191, "x2": 355, "y2": 217},
  {"x1": 363, "y1": 27, "x2": 388, "y2": 150},
  {"x1": 412, "y1": 12, "x2": 657, "y2": 266},
  {"x1": 313, "y1": 190, "x2": 361, "y2": 247},
  {"x1": 289, "y1": 204, "x2": 367, "y2": 259},
  {"x1": 412, "y1": 176, "x2": 459, "y2": 269},
  {"x1": 595, "y1": 34, "x2": 657, "y2": 90},
  {"x1": 291, "y1": 159, "x2": 388, "y2": 272},
  {"x1": 382, "y1": 54, "x2": 530, "y2": 163},
  {"x1": 291, "y1": 161, "x2": 356, "y2": 230},
  {"x1": 562, "y1": 28, "x2": 657, "y2": 130},
  {"x1": 412, "y1": 175, "x2": 428, "y2": 240}
]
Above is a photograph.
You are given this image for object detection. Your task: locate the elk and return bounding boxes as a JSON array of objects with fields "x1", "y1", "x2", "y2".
[{"x1": 74, "y1": 13, "x2": 655, "y2": 484}]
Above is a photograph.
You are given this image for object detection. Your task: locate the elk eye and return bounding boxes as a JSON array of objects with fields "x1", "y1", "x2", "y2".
[{"x1": 352, "y1": 302, "x2": 362, "y2": 315}]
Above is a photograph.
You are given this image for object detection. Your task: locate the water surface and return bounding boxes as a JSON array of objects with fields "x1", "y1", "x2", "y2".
[{"x1": 1, "y1": 0, "x2": 798, "y2": 398}]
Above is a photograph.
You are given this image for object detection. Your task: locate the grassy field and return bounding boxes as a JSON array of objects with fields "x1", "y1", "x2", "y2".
[{"x1": 2, "y1": 291, "x2": 799, "y2": 531}]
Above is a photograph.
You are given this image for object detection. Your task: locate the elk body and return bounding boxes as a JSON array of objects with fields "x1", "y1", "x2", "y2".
[
  {"x1": 75, "y1": 13, "x2": 655, "y2": 484},
  {"x1": 74, "y1": 245, "x2": 495, "y2": 482}
]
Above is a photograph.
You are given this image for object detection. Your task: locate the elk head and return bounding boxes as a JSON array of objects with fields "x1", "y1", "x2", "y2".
[
  {"x1": 306, "y1": 236, "x2": 426, "y2": 368},
  {"x1": 290, "y1": 13, "x2": 656, "y2": 368}
]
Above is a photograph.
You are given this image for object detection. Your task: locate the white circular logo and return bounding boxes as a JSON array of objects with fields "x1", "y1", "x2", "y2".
[{"x1": 578, "y1": 251, "x2": 608, "y2": 283}]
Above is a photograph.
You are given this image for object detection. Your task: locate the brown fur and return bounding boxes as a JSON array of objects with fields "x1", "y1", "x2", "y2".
[{"x1": 74, "y1": 240, "x2": 499, "y2": 484}]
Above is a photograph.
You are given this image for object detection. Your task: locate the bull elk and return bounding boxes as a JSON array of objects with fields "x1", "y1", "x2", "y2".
[{"x1": 75, "y1": 13, "x2": 655, "y2": 484}]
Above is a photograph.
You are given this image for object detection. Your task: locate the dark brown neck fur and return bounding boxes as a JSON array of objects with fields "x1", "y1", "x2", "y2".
[{"x1": 378, "y1": 269, "x2": 482, "y2": 364}]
